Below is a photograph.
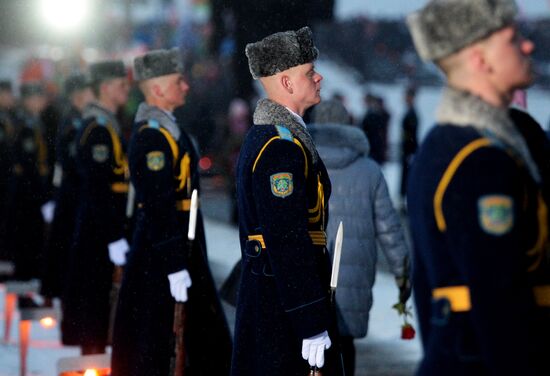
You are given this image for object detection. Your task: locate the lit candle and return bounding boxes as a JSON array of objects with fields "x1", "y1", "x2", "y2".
[{"x1": 39, "y1": 317, "x2": 56, "y2": 328}]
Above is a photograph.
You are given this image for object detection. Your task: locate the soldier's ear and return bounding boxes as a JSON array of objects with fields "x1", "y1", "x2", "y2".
[
  {"x1": 152, "y1": 83, "x2": 164, "y2": 98},
  {"x1": 280, "y1": 74, "x2": 293, "y2": 94},
  {"x1": 467, "y1": 43, "x2": 489, "y2": 74},
  {"x1": 99, "y1": 81, "x2": 109, "y2": 97}
]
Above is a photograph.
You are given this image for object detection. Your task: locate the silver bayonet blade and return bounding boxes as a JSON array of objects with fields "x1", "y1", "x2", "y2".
[
  {"x1": 126, "y1": 183, "x2": 136, "y2": 218},
  {"x1": 330, "y1": 221, "x2": 344, "y2": 289},
  {"x1": 187, "y1": 189, "x2": 199, "y2": 241}
]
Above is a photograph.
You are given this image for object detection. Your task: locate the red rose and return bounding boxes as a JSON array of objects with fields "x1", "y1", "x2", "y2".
[
  {"x1": 401, "y1": 323, "x2": 416, "y2": 340},
  {"x1": 392, "y1": 302, "x2": 416, "y2": 340}
]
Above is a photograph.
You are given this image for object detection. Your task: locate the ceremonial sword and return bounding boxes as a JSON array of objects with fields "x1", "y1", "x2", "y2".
[
  {"x1": 311, "y1": 221, "x2": 344, "y2": 376},
  {"x1": 172, "y1": 189, "x2": 198, "y2": 376}
]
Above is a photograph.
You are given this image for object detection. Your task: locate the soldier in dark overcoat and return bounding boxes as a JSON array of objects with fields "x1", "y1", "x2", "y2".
[
  {"x1": 111, "y1": 48, "x2": 232, "y2": 376},
  {"x1": 6, "y1": 82, "x2": 49, "y2": 281},
  {"x1": 399, "y1": 86, "x2": 418, "y2": 203},
  {"x1": 406, "y1": 1, "x2": 550, "y2": 374},
  {"x1": 61, "y1": 61, "x2": 130, "y2": 354},
  {"x1": 0, "y1": 80, "x2": 16, "y2": 263},
  {"x1": 41, "y1": 74, "x2": 95, "y2": 301},
  {"x1": 231, "y1": 27, "x2": 344, "y2": 376}
]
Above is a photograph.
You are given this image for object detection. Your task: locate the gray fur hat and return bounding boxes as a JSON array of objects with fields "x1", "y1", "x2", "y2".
[
  {"x1": 0, "y1": 80, "x2": 12, "y2": 92},
  {"x1": 134, "y1": 48, "x2": 184, "y2": 81},
  {"x1": 64, "y1": 73, "x2": 90, "y2": 96},
  {"x1": 311, "y1": 99, "x2": 350, "y2": 125},
  {"x1": 407, "y1": 0, "x2": 518, "y2": 62},
  {"x1": 245, "y1": 26, "x2": 318, "y2": 80},
  {"x1": 90, "y1": 60, "x2": 126, "y2": 83}
]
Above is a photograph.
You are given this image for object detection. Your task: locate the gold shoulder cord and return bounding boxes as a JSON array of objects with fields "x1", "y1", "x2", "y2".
[{"x1": 433, "y1": 138, "x2": 492, "y2": 232}]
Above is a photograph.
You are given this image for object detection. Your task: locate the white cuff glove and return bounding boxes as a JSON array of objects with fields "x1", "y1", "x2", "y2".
[
  {"x1": 301, "y1": 330, "x2": 331, "y2": 368},
  {"x1": 108, "y1": 238, "x2": 130, "y2": 266},
  {"x1": 168, "y1": 269, "x2": 192, "y2": 302},
  {"x1": 41, "y1": 201, "x2": 56, "y2": 224}
]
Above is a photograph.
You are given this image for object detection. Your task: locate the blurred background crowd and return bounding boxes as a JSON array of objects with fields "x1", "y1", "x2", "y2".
[{"x1": 1, "y1": 0, "x2": 550, "y2": 202}]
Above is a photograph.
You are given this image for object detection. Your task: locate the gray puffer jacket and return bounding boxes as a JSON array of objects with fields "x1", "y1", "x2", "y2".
[{"x1": 309, "y1": 123, "x2": 410, "y2": 338}]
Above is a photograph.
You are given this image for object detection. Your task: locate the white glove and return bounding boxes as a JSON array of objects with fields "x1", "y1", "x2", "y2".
[
  {"x1": 301, "y1": 330, "x2": 331, "y2": 368},
  {"x1": 168, "y1": 269, "x2": 192, "y2": 302},
  {"x1": 108, "y1": 238, "x2": 130, "y2": 266},
  {"x1": 41, "y1": 201, "x2": 56, "y2": 224}
]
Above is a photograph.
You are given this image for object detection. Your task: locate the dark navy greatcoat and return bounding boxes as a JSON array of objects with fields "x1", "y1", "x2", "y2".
[
  {"x1": 62, "y1": 110, "x2": 129, "y2": 348},
  {"x1": 400, "y1": 105, "x2": 418, "y2": 197},
  {"x1": 111, "y1": 114, "x2": 232, "y2": 376},
  {"x1": 408, "y1": 125, "x2": 550, "y2": 375},
  {"x1": 6, "y1": 111, "x2": 49, "y2": 280},
  {"x1": 41, "y1": 106, "x2": 83, "y2": 298},
  {"x1": 0, "y1": 109, "x2": 15, "y2": 262},
  {"x1": 232, "y1": 122, "x2": 343, "y2": 376},
  {"x1": 510, "y1": 108, "x2": 550, "y2": 207}
]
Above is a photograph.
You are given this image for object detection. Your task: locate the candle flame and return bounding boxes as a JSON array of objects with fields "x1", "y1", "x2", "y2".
[{"x1": 39, "y1": 317, "x2": 56, "y2": 328}]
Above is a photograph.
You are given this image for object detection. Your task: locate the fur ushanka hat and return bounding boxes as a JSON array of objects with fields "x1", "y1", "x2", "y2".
[
  {"x1": 407, "y1": 0, "x2": 518, "y2": 62},
  {"x1": 20, "y1": 82, "x2": 45, "y2": 98},
  {"x1": 90, "y1": 60, "x2": 126, "y2": 84},
  {"x1": 133, "y1": 48, "x2": 184, "y2": 81},
  {"x1": 64, "y1": 73, "x2": 90, "y2": 96},
  {"x1": 0, "y1": 80, "x2": 12, "y2": 92},
  {"x1": 245, "y1": 26, "x2": 318, "y2": 80}
]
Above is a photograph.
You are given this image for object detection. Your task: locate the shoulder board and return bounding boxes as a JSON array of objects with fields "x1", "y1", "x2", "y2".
[
  {"x1": 478, "y1": 129, "x2": 506, "y2": 150},
  {"x1": 148, "y1": 119, "x2": 160, "y2": 129},
  {"x1": 137, "y1": 120, "x2": 161, "y2": 132},
  {"x1": 95, "y1": 115, "x2": 107, "y2": 126},
  {"x1": 275, "y1": 125, "x2": 293, "y2": 141}
]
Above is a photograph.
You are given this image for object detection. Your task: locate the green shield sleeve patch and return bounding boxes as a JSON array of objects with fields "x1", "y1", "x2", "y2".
[
  {"x1": 478, "y1": 195, "x2": 514, "y2": 235},
  {"x1": 146, "y1": 151, "x2": 165, "y2": 171},
  {"x1": 92, "y1": 144, "x2": 109, "y2": 163},
  {"x1": 270, "y1": 172, "x2": 293, "y2": 198}
]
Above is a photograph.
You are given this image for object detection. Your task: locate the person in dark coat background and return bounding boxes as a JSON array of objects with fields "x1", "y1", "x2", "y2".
[
  {"x1": 232, "y1": 27, "x2": 344, "y2": 376},
  {"x1": 6, "y1": 82, "x2": 49, "y2": 283},
  {"x1": 0, "y1": 80, "x2": 16, "y2": 265},
  {"x1": 309, "y1": 100, "x2": 411, "y2": 376},
  {"x1": 111, "y1": 48, "x2": 232, "y2": 376},
  {"x1": 399, "y1": 86, "x2": 418, "y2": 209},
  {"x1": 406, "y1": 0, "x2": 550, "y2": 374},
  {"x1": 40, "y1": 73, "x2": 95, "y2": 304},
  {"x1": 361, "y1": 94, "x2": 389, "y2": 165},
  {"x1": 62, "y1": 61, "x2": 130, "y2": 355}
]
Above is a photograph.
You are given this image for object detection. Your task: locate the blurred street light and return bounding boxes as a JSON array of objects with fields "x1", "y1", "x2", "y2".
[{"x1": 39, "y1": 0, "x2": 91, "y2": 33}]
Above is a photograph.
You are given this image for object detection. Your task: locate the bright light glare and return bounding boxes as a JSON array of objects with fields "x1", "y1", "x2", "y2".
[
  {"x1": 83, "y1": 369, "x2": 99, "y2": 376},
  {"x1": 39, "y1": 317, "x2": 56, "y2": 328},
  {"x1": 40, "y1": 0, "x2": 90, "y2": 32}
]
